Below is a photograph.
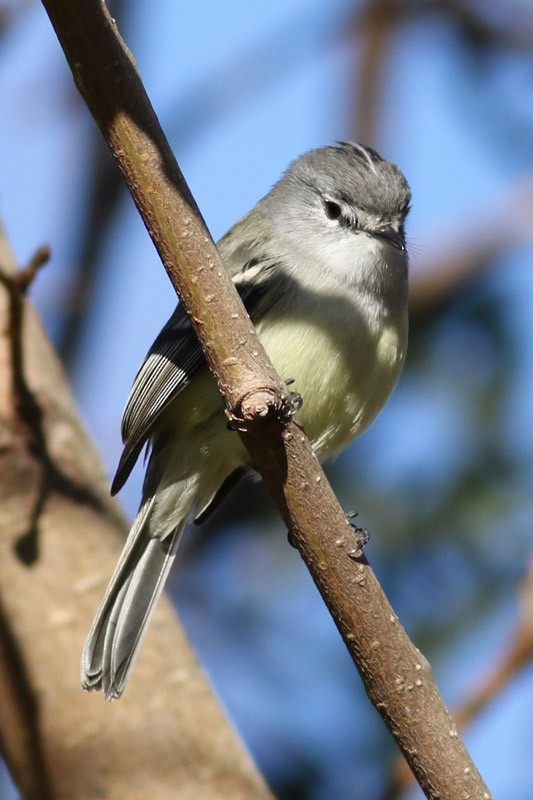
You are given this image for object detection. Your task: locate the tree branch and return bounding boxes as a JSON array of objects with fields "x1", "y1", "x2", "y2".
[{"x1": 39, "y1": 3, "x2": 493, "y2": 798}]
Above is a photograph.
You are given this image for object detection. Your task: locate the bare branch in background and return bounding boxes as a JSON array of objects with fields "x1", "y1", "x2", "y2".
[
  {"x1": 383, "y1": 557, "x2": 533, "y2": 799},
  {"x1": 348, "y1": 0, "x2": 403, "y2": 145},
  {"x1": 0, "y1": 224, "x2": 274, "y2": 798},
  {"x1": 58, "y1": 131, "x2": 125, "y2": 369},
  {"x1": 454, "y1": 557, "x2": 533, "y2": 726}
]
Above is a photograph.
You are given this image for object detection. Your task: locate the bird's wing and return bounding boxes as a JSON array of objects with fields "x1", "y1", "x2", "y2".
[{"x1": 111, "y1": 259, "x2": 280, "y2": 495}]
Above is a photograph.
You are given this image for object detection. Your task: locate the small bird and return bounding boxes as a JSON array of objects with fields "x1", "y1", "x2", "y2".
[{"x1": 81, "y1": 142, "x2": 411, "y2": 699}]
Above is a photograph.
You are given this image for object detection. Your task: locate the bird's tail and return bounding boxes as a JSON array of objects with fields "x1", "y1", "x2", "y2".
[{"x1": 81, "y1": 484, "x2": 193, "y2": 700}]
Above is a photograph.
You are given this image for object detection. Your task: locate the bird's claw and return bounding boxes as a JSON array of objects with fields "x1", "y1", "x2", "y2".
[
  {"x1": 289, "y1": 392, "x2": 303, "y2": 415},
  {"x1": 225, "y1": 410, "x2": 246, "y2": 432},
  {"x1": 285, "y1": 378, "x2": 303, "y2": 415},
  {"x1": 345, "y1": 511, "x2": 369, "y2": 558}
]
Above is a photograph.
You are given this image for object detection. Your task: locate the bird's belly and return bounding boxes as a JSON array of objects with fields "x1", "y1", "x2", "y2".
[{"x1": 257, "y1": 313, "x2": 405, "y2": 460}]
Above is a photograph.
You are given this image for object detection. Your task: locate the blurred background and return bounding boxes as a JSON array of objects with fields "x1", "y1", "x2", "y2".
[{"x1": 0, "y1": 1, "x2": 532, "y2": 797}]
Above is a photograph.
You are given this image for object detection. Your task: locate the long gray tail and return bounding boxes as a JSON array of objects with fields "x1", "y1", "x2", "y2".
[{"x1": 81, "y1": 495, "x2": 187, "y2": 700}]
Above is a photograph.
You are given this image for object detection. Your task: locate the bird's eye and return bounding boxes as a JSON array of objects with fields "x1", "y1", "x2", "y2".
[{"x1": 324, "y1": 200, "x2": 342, "y2": 221}]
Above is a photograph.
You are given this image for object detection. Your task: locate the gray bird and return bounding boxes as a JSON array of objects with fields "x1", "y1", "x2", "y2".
[{"x1": 81, "y1": 142, "x2": 411, "y2": 699}]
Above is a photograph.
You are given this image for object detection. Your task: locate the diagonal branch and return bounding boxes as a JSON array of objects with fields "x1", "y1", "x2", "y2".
[{"x1": 39, "y1": 3, "x2": 493, "y2": 798}]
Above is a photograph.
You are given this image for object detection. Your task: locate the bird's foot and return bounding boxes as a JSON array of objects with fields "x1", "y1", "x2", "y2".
[
  {"x1": 285, "y1": 378, "x2": 303, "y2": 415},
  {"x1": 345, "y1": 510, "x2": 369, "y2": 558}
]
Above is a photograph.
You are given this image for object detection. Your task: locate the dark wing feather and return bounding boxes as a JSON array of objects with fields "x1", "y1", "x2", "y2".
[
  {"x1": 111, "y1": 259, "x2": 282, "y2": 496},
  {"x1": 111, "y1": 306, "x2": 203, "y2": 494}
]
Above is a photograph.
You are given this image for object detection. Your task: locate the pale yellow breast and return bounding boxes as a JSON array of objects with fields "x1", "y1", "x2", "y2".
[
  {"x1": 162, "y1": 295, "x2": 406, "y2": 470},
  {"x1": 257, "y1": 310, "x2": 406, "y2": 460}
]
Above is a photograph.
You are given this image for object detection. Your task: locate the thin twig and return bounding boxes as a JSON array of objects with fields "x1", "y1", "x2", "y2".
[{"x1": 0, "y1": 246, "x2": 107, "y2": 563}]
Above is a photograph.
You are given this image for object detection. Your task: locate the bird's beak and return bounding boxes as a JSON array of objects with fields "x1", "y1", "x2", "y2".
[{"x1": 373, "y1": 227, "x2": 406, "y2": 251}]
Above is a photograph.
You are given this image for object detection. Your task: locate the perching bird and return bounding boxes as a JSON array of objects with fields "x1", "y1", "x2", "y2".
[{"x1": 81, "y1": 142, "x2": 411, "y2": 699}]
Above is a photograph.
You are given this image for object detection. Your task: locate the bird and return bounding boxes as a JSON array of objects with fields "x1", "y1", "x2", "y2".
[{"x1": 81, "y1": 142, "x2": 411, "y2": 699}]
